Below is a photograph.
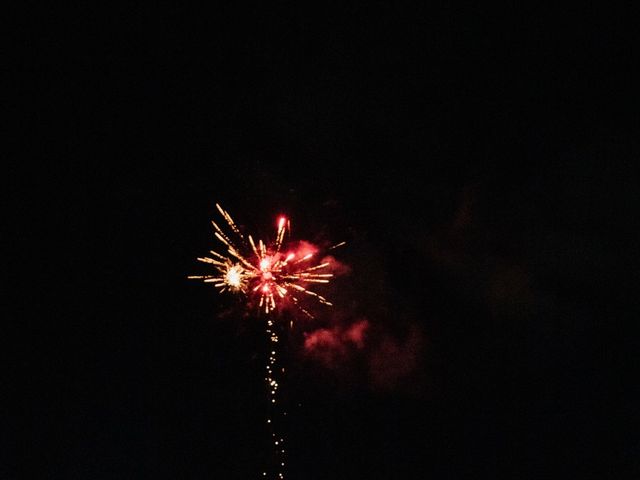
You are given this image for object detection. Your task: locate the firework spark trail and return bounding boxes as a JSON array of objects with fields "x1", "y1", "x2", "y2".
[
  {"x1": 190, "y1": 204, "x2": 344, "y2": 479},
  {"x1": 264, "y1": 316, "x2": 287, "y2": 479}
]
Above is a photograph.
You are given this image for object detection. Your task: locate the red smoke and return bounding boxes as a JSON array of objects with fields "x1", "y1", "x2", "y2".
[
  {"x1": 343, "y1": 319, "x2": 367, "y2": 348},
  {"x1": 291, "y1": 240, "x2": 318, "y2": 259},
  {"x1": 303, "y1": 317, "x2": 424, "y2": 390},
  {"x1": 321, "y1": 255, "x2": 352, "y2": 276},
  {"x1": 303, "y1": 319, "x2": 369, "y2": 367}
]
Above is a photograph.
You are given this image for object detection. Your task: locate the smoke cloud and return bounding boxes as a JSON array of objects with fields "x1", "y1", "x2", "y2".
[{"x1": 303, "y1": 317, "x2": 424, "y2": 391}]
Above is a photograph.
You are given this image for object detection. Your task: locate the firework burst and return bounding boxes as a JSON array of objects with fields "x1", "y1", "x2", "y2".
[
  {"x1": 189, "y1": 203, "x2": 344, "y2": 479},
  {"x1": 189, "y1": 203, "x2": 344, "y2": 318}
]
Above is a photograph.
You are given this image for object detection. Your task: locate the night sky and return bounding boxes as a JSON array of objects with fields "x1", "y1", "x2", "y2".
[{"x1": 10, "y1": 4, "x2": 640, "y2": 479}]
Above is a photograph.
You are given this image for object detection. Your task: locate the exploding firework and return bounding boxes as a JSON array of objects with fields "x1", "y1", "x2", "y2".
[
  {"x1": 189, "y1": 203, "x2": 344, "y2": 318},
  {"x1": 189, "y1": 203, "x2": 344, "y2": 479}
]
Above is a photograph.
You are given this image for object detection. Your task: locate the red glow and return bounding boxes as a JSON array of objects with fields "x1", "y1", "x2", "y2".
[
  {"x1": 304, "y1": 328, "x2": 341, "y2": 350},
  {"x1": 304, "y1": 320, "x2": 369, "y2": 354},
  {"x1": 344, "y1": 320, "x2": 369, "y2": 348},
  {"x1": 278, "y1": 216, "x2": 286, "y2": 229}
]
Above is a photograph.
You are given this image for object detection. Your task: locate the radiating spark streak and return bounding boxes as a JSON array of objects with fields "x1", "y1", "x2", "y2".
[
  {"x1": 249, "y1": 235, "x2": 259, "y2": 258},
  {"x1": 295, "y1": 253, "x2": 314, "y2": 264},
  {"x1": 290, "y1": 296, "x2": 313, "y2": 320},
  {"x1": 195, "y1": 257, "x2": 218, "y2": 265},
  {"x1": 211, "y1": 220, "x2": 236, "y2": 247},
  {"x1": 302, "y1": 262, "x2": 330, "y2": 271},
  {"x1": 215, "y1": 203, "x2": 244, "y2": 239},
  {"x1": 214, "y1": 231, "x2": 234, "y2": 249},
  {"x1": 275, "y1": 217, "x2": 287, "y2": 253},
  {"x1": 207, "y1": 250, "x2": 228, "y2": 261}
]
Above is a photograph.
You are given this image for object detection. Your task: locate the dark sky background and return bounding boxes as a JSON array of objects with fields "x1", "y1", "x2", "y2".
[{"x1": 9, "y1": 4, "x2": 640, "y2": 480}]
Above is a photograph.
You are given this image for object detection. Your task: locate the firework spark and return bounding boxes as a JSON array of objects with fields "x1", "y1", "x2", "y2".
[{"x1": 189, "y1": 203, "x2": 341, "y2": 318}]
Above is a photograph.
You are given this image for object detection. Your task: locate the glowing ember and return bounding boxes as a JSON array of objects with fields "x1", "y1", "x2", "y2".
[
  {"x1": 260, "y1": 257, "x2": 272, "y2": 271},
  {"x1": 224, "y1": 264, "x2": 245, "y2": 289},
  {"x1": 189, "y1": 203, "x2": 342, "y2": 317}
]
